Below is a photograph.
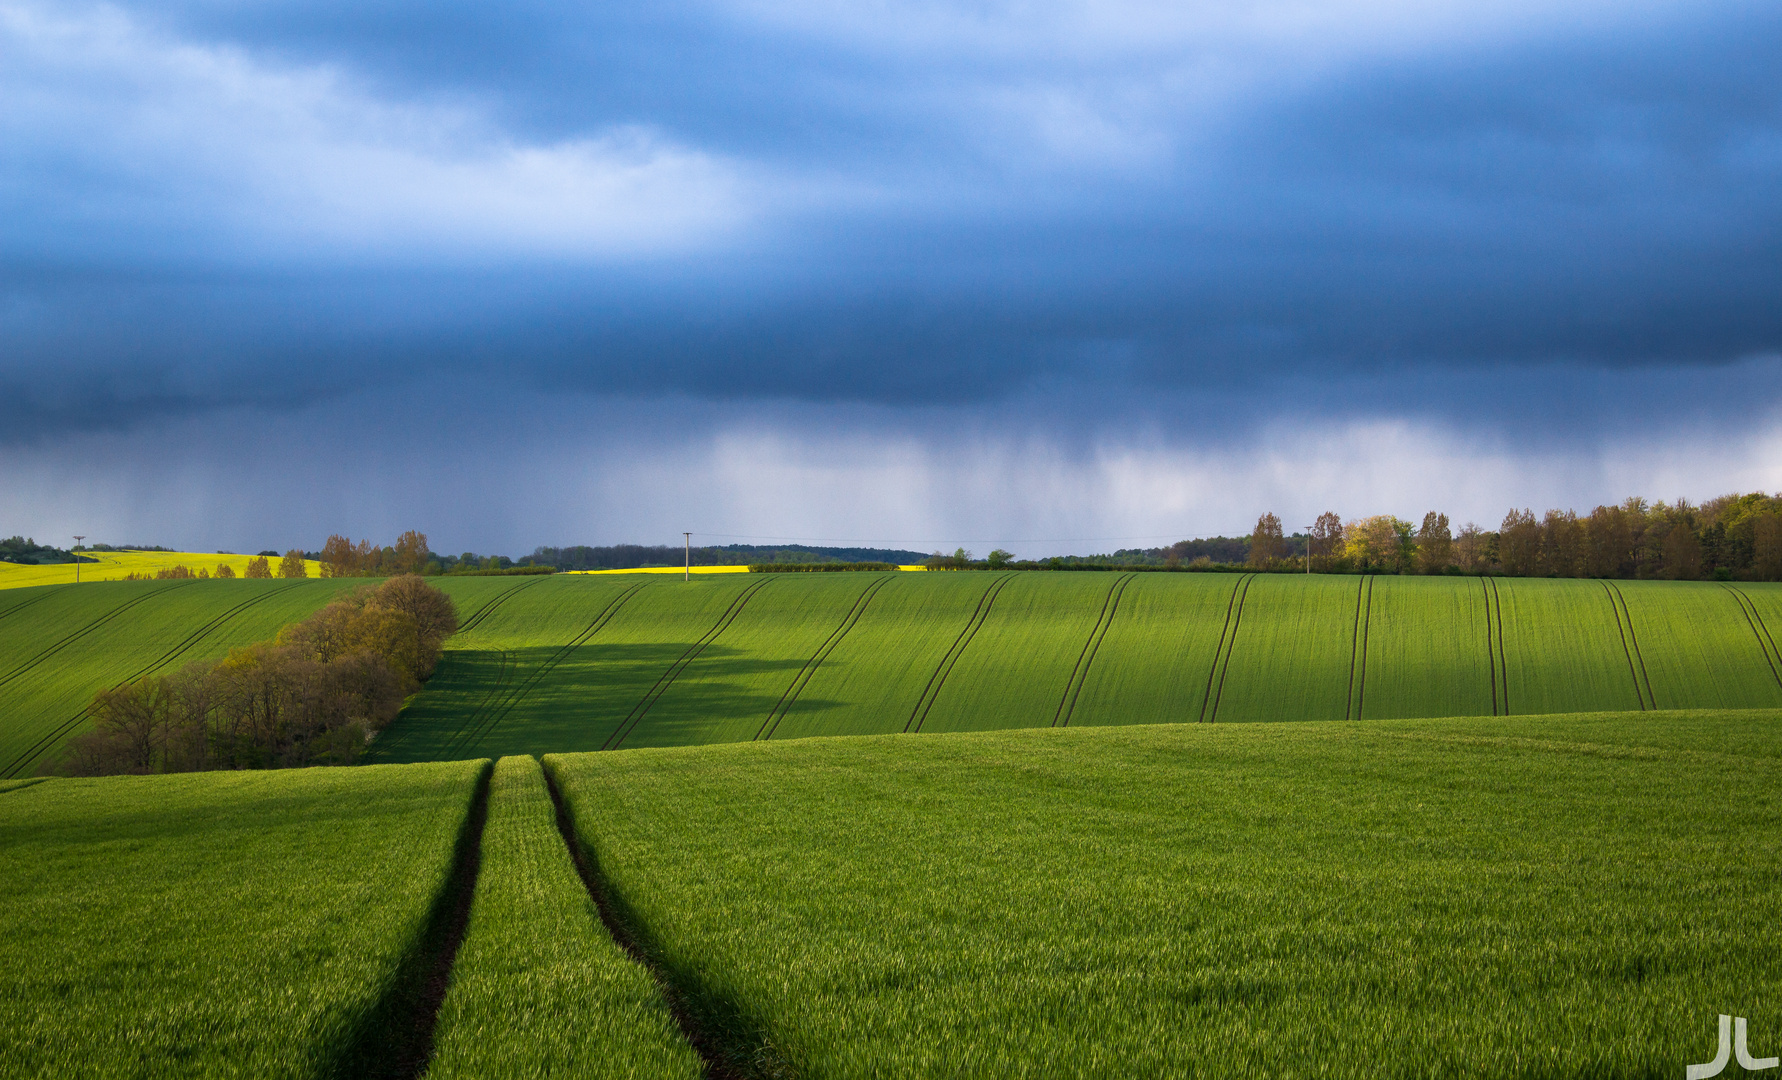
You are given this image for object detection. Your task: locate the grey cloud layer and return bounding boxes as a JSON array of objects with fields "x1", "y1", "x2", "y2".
[{"x1": 2, "y1": 0, "x2": 1780, "y2": 443}]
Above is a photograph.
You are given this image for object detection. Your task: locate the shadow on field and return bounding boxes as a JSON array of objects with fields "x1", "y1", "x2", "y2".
[
  {"x1": 542, "y1": 761, "x2": 796, "y2": 1080},
  {"x1": 327, "y1": 760, "x2": 493, "y2": 1080},
  {"x1": 371, "y1": 644, "x2": 856, "y2": 761}
]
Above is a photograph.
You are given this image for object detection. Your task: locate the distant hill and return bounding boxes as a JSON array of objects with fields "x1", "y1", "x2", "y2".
[{"x1": 529, "y1": 543, "x2": 929, "y2": 570}]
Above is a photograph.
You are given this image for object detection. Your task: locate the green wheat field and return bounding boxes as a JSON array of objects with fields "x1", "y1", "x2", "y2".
[{"x1": 1, "y1": 571, "x2": 1778, "y2": 1076}]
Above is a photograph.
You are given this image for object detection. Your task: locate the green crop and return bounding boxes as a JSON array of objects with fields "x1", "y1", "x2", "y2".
[
  {"x1": 366, "y1": 573, "x2": 1782, "y2": 761},
  {"x1": 0, "y1": 759, "x2": 486, "y2": 1078},
  {"x1": 12, "y1": 573, "x2": 1782, "y2": 769},
  {"x1": 0, "y1": 579, "x2": 362, "y2": 777},
  {"x1": 426, "y1": 756, "x2": 701, "y2": 1080},
  {"x1": 549, "y1": 712, "x2": 1782, "y2": 1078}
]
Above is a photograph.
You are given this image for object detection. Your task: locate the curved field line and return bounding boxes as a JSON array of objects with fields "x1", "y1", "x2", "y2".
[
  {"x1": 905, "y1": 574, "x2": 1015, "y2": 735},
  {"x1": 407, "y1": 649, "x2": 516, "y2": 764},
  {"x1": 1350, "y1": 576, "x2": 1375, "y2": 722},
  {"x1": 604, "y1": 578, "x2": 776, "y2": 751},
  {"x1": 0, "y1": 581, "x2": 306, "y2": 778},
  {"x1": 1488, "y1": 578, "x2": 1510, "y2": 714},
  {"x1": 445, "y1": 583, "x2": 647, "y2": 760},
  {"x1": 1052, "y1": 573, "x2": 1135, "y2": 728},
  {"x1": 1204, "y1": 574, "x2": 1256, "y2": 724},
  {"x1": 1480, "y1": 578, "x2": 1499, "y2": 716},
  {"x1": 454, "y1": 576, "x2": 550, "y2": 636},
  {"x1": 757, "y1": 575, "x2": 894, "y2": 741},
  {"x1": 1196, "y1": 575, "x2": 1250, "y2": 723},
  {"x1": 1605, "y1": 581, "x2": 1656, "y2": 709},
  {"x1": 1601, "y1": 581, "x2": 1647, "y2": 711},
  {"x1": 1725, "y1": 585, "x2": 1782, "y2": 690},
  {"x1": 0, "y1": 588, "x2": 58, "y2": 627},
  {"x1": 902, "y1": 574, "x2": 1009, "y2": 734},
  {"x1": 440, "y1": 581, "x2": 651, "y2": 760},
  {"x1": 0, "y1": 581, "x2": 200, "y2": 694},
  {"x1": 1342, "y1": 576, "x2": 1369, "y2": 722}
]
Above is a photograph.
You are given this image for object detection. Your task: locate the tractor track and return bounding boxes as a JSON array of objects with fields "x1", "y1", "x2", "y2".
[
  {"x1": 1480, "y1": 579, "x2": 1500, "y2": 715},
  {"x1": 603, "y1": 578, "x2": 775, "y2": 751},
  {"x1": 0, "y1": 580, "x2": 201, "y2": 694},
  {"x1": 0, "y1": 587, "x2": 58, "y2": 627},
  {"x1": 453, "y1": 576, "x2": 550, "y2": 636},
  {"x1": 1344, "y1": 575, "x2": 1375, "y2": 722},
  {"x1": 415, "y1": 649, "x2": 517, "y2": 763},
  {"x1": 756, "y1": 574, "x2": 893, "y2": 742},
  {"x1": 1200, "y1": 573, "x2": 1255, "y2": 724},
  {"x1": 904, "y1": 573, "x2": 1015, "y2": 735},
  {"x1": 0, "y1": 580, "x2": 306, "y2": 778},
  {"x1": 1604, "y1": 581, "x2": 1656, "y2": 709},
  {"x1": 439, "y1": 581, "x2": 649, "y2": 761},
  {"x1": 1722, "y1": 584, "x2": 1782, "y2": 693},
  {"x1": 1053, "y1": 573, "x2": 1135, "y2": 728},
  {"x1": 1487, "y1": 577, "x2": 1510, "y2": 714}
]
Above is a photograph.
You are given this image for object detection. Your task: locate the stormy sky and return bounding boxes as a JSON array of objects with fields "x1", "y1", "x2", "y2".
[{"x1": 4, "y1": 0, "x2": 1780, "y2": 556}]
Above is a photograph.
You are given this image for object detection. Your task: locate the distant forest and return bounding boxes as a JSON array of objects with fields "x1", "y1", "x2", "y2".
[
  {"x1": 1229, "y1": 491, "x2": 1782, "y2": 580},
  {"x1": 530, "y1": 543, "x2": 931, "y2": 570},
  {"x1": 38, "y1": 491, "x2": 1782, "y2": 582},
  {"x1": 921, "y1": 491, "x2": 1782, "y2": 581}
]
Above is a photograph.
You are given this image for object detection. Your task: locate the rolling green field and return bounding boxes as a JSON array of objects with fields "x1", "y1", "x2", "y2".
[
  {"x1": 372, "y1": 572, "x2": 1782, "y2": 762},
  {"x1": 6, "y1": 572, "x2": 1782, "y2": 771},
  {"x1": 550, "y1": 712, "x2": 1782, "y2": 1077},
  {"x1": 2, "y1": 713, "x2": 1775, "y2": 1076},
  {"x1": 0, "y1": 759, "x2": 486, "y2": 1078},
  {"x1": 0, "y1": 580, "x2": 363, "y2": 777},
  {"x1": 426, "y1": 756, "x2": 701, "y2": 1080}
]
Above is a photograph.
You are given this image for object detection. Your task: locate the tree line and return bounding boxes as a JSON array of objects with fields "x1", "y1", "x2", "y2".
[
  {"x1": 51, "y1": 576, "x2": 458, "y2": 776},
  {"x1": 1244, "y1": 492, "x2": 1782, "y2": 579}
]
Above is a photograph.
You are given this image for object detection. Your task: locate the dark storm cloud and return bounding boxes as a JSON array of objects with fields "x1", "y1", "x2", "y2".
[{"x1": 3, "y1": 0, "x2": 1781, "y2": 442}]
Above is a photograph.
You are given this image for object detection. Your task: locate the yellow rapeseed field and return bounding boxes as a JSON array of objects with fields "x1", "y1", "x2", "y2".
[{"x1": 0, "y1": 551, "x2": 324, "y2": 590}]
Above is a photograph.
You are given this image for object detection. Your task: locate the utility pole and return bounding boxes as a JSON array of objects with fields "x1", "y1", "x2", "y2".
[
  {"x1": 684, "y1": 532, "x2": 691, "y2": 582},
  {"x1": 72, "y1": 536, "x2": 84, "y2": 584},
  {"x1": 1302, "y1": 525, "x2": 1313, "y2": 575}
]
